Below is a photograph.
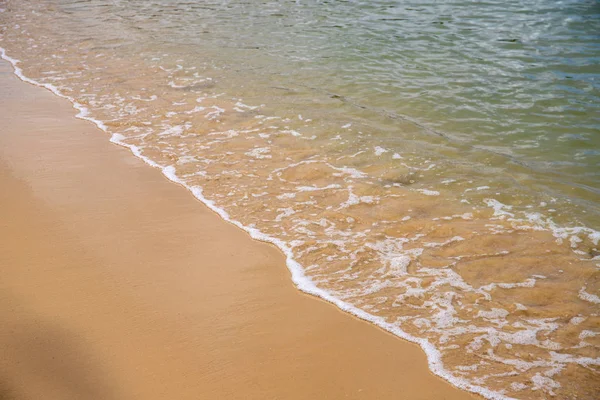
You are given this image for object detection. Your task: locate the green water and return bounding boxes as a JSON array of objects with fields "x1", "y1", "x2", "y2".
[
  {"x1": 1, "y1": 1, "x2": 600, "y2": 398},
  {"x1": 102, "y1": 0, "x2": 600, "y2": 212}
]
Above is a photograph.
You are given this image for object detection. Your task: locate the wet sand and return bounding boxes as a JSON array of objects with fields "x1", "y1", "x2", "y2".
[{"x1": 0, "y1": 59, "x2": 475, "y2": 400}]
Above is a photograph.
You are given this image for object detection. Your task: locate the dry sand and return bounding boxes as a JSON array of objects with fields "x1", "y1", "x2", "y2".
[{"x1": 0, "y1": 59, "x2": 475, "y2": 400}]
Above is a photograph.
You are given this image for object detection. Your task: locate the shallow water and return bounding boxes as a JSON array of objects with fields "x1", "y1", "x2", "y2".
[{"x1": 1, "y1": 0, "x2": 599, "y2": 398}]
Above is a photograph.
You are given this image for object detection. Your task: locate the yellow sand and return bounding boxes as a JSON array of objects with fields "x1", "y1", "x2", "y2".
[{"x1": 0, "y1": 59, "x2": 475, "y2": 400}]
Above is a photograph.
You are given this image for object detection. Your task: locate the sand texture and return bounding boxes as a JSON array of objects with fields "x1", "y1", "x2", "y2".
[{"x1": 0, "y1": 60, "x2": 474, "y2": 400}]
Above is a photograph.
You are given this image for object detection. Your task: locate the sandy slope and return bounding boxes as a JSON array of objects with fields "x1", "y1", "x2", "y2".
[{"x1": 0, "y1": 59, "x2": 474, "y2": 400}]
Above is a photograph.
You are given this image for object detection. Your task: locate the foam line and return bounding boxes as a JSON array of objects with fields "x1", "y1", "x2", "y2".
[{"x1": 0, "y1": 46, "x2": 514, "y2": 400}]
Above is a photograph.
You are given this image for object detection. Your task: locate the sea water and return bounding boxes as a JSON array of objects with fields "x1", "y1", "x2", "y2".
[{"x1": 1, "y1": 0, "x2": 599, "y2": 398}]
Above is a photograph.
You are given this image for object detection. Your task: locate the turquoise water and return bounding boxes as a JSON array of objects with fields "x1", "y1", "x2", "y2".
[
  {"x1": 112, "y1": 0, "x2": 600, "y2": 206},
  {"x1": 2, "y1": 1, "x2": 600, "y2": 398}
]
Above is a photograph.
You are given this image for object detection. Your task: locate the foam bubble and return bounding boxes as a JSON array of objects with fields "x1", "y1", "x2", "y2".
[
  {"x1": 579, "y1": 286, "x2": 600, "y2": 304},
  {"x1": 3, "y1": 43, "x2": 596, "y2": 400},
  {"x1": 416, "y1": 189, "x2": 440, "y2": 196},
  {"x1": 374, "y1": 146, "x2": 388, "y2": 156},
  {"x1": 245, "y1": 147, "x2": 272, "y2": 159}
]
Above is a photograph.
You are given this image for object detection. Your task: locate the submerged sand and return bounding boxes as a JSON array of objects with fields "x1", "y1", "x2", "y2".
[{"x1": 0, "y1": 60, "x2": 475, "y2": 399}]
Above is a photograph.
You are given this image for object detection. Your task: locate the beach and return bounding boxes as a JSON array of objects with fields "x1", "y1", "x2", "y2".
[
  {"x1": 0, "y1": 58, "x2": 476, "y2": 400},
  {"x1": 1, "y1": 0, "x2": 599, "y2": 397}
]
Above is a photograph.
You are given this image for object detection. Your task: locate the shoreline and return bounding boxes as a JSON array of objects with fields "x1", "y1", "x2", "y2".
[
  {"x1": 0, "y1": 58, "x2": 476, "y2": 400},
  {"x1": 0, "y1": 44, "x2": 503, "y2": 399}
]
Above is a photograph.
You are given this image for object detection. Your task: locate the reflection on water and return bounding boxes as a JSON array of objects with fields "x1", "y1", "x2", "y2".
[{"x1": 1, "y1": 0, "x2": 599, "y2": 398}]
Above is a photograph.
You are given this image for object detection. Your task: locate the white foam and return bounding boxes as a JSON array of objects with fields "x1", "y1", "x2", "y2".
[
  {"x1": 374, "y1": 146, "x2": 388, "y2": 156},
  {"x1": 579, "y1": 330, "x2": 599, "y2": 340},
  {"x1": 184, "y1": 105, "x2": 206, "y2": 114},
  {"x1": 296, "y1": 184, "x2": 342, "y2": 192},
  {"x1": 578, "y1": 286, "x2": 600, "y2": 304},
  {"x1": 132, "y1": 94, "x2": 157, "y2": 102},
  {"x1": 245, "y1": 147, "x2": 272, "y2": 159},
  {"x1": 484, "y1": 199, "x2": 514, "y2": 218},
  {"x1": 275, "y1": 207, "x2": 296, "y2": 222},
  {"x1": 569, "y1": 316, "x2": 585, "y2": 325},
  {"x1": 205, "y1": 105, "x2": 225, "y2": 120},
  {"x1": 477, "y1": 308, "x2": 509, "y2": 320},
  {"x1": 348, "y1": 150, "x2": 365, "y2": 158},
  {"x1": 281, "y1": 129, "x2": 301, "y2": 137},
  {"x1": 0, "y1": 46, "x2": 520, "y2": 400},
  {"x1": 276, "y1": 192, "x2": 296, "y2": 200},
  {"x1": 326, "y1": 163, "x2": 367, "y2": 179},
  {"x1": 531, "y1": 373, "x2": 561, "y2": 395},
  {"x1": 0, "y1": 48, "x2": 108, "y2": 134},
  {"x1": 416, "y1": 189, "x2": 440, "y2": 196},
  {"x1": 235, "y1": 101, "x2": 258, "y2": 110},
  {"x1": 337, "y1": 187, "x2": 377, "y2": 210},
  {"x1": 510, "y1": 382, "x2": 527, "y2": 391},
  {"x1": 590, "y1": 231, "x2": 600, "y2": 246},
  {"x1": 158, "y1": 124, "x2": 186, "y2": 137}
]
